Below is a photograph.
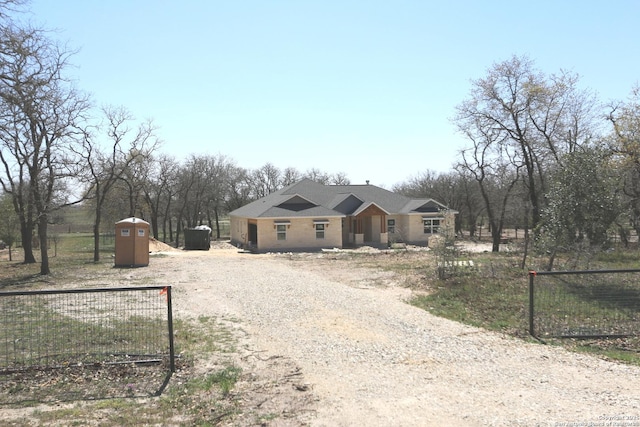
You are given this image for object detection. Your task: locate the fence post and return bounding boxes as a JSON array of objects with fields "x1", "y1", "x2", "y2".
[
  {"x1": 166, "y1": 286, "x2": 175, "y2": 372},
  {"x1": 528, "y1": 271, "x2": 535, "y2": 337}
]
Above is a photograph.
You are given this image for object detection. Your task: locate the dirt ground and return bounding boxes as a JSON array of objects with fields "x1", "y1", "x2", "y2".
[
  {"x1": 156, "y1": 242, "x2": 640, "y2": 426},
  {"x1": 2, "y1": 241, "x2": 640, "y2": 426}
]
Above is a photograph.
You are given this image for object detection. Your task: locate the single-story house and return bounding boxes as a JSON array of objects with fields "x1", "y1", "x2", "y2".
[{"x1": 229, "y1": 178, "x2": 457, "y2": 252}]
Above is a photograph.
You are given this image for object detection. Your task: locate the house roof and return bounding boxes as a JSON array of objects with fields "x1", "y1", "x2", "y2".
[{"x1": 229, "y1": 178, "x2": 454, "y2": 219}]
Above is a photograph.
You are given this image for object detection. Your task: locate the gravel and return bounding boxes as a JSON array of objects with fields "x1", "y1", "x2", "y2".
[{"x1": 160, "y1": 248, "x2": 640, "y2": 426}]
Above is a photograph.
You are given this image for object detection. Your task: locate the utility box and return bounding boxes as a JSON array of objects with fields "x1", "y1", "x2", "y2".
[
  {"x1": 115, "y1": 217, "x2": 150, "y2": 267},
  {"x1": 184, "y1": 225, "x2": 211, "y2": 250}
]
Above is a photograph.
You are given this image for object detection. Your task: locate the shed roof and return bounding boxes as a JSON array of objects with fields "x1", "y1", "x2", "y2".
[{"x1": 115, "y1": 217, "x2": 149, "y2": 225}]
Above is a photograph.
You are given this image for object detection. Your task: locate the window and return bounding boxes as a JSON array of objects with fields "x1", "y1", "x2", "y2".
[
  {"x1": 315, "y1": 223, "x2": 325, "y2": 239},
  {"x1": 276, "y1": 224, "x2": 287, "y2": 240},
  {"x1": 423, "y1": 218, "x2": 441, "y2": 234},
  {"x1": 387, "y1": 219, "x2": 396, "y2": 234}
]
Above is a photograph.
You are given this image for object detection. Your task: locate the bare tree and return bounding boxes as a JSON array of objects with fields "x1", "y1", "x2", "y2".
[
  {"x1": 250, "y1": 163, "x2": 282, "y2": 198},
  {"x1": 281, "y1": 167, "x2": 302, "y2": 186},
  {"x1": 225, "y1": 165, "x2": 251, "y2": 211},
  {"x1": 0, "y1": 190, "x2": 19, "y2": 260},
  {"x1": 454, "y1": 55, "x2": 599, "y2": 234},
  {"x1": 456, "y1": 120, "x2": 522, "y2": 252},
  {"x1": 330, "y1": 171, "x2": 351, "y2": 185},
  {"x1": 394, "y1": 170, "x2": 478, "y2": 237},
  {"x1": 79, "y1": 106, "x2": 159, "y2": 262},
  {"x1": 304, "y1": 168, "x2": 331, "y2": 184},
  {"x1": 607, "y1": 85, "x2": 640, "y2": 239},
  {"x1": 172, "y1": 153, "x2": 238, "y2": 240},
  {"x1": 301, "y1": 168, "x2": 351, "y2": 185},
  {"x1": 0, "y1": 0, "x2": 26, "y2": 22},
  {"x1": 142, "y1": 153, "x2": 178, "y2": 240},
  {"x1": 0, "y1": 23, "x2": 90, "y2": 274},
  {"x1": 202, "y1": 154, "x2": 237, "y2": 239},
  {"x1": 171, "y1": 157, "x2": 201, "y2": 247}
]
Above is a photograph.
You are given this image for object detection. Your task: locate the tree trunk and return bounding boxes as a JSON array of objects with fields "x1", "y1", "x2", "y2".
[
  {"x1": 546, "y1": 249, "x2": 556, "y2": 271},
  {"x1": 213, "y1": 206, "x2": 221, "y2": 240},
  {"x1": 146, "y1": 194, "x2": 160, "y2": 239},
  {"x1": 491, "y1": 226, "x2": 502, "y2": 252},
  {"x1": 163, "y1": 199, "x2": 172, "y2": 243},
  {"x1": 150, "y1": 214, "x2": 159, "y2": 239},
  {"x1": 521, "y1": 145, "x2": 542, "y2": 230},
  {"x1": 20, "y1": 222, "x2": 36, "y2": 264},
  {"x1": 38, "y1": 216, "x2": 50, "y2": 275},
  {"x1": 520, "y1": 212, "x2": 530, "y2": 269},
  {"x1": 174, "y1": 215, "x2": 182, "y2": 248},
  {"x1": 93, "y1": 221, "x2": 101, "y2": 262}
]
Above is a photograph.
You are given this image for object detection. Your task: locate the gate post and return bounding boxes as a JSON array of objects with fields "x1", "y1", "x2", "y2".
[
  {"x1": 166, "y1": 286, "x2": 175, "y2": 372},
  {"x1": 528, "y1": 271, "x2": 536, "y2": 337}
]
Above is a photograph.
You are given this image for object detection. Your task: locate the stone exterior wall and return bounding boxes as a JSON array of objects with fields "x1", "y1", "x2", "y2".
[
  {"x1": 255, "y1": 217, "x2": 343, "y2": 252},
  {"x1": 388, "y1": 212, "x2": 456, "y2": 246},
  {"x1": 231, "y1": 210, "x2": 456, "y2": 251}
]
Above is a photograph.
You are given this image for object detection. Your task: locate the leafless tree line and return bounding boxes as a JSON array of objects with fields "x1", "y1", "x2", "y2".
[
  {"x1": 91, "y1": 153, "x2": 352, "y2": 257},
  {"x1": 2, "y1": 2, "x2": 640, "y2": 274}
]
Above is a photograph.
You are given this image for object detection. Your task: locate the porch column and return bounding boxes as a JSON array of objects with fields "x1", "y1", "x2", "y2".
[{"x1": 379, "y1": 215, "x2": 388, "y2": 245}]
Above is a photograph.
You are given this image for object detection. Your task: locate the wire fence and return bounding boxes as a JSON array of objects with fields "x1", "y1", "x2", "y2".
[
  {"x1": 528, "y1": 269, "x2": 640, "y2": 339},
  {"x1": 0, "y1": 286, "x2": 175, "y2": 403}
]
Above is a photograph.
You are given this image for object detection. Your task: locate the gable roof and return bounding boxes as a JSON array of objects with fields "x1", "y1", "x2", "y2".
[
  {"x1": 229, "y1": 178, "x2": 454, "y2": 219},
  {"x1": 352, "y1": 201, "x2": 390, "y2": 216},
  {"x1": 329, "y1": 193, "x2": 364, "y2": 214},
  {"x1": 399, "y1": 199, "x2": 451, "y2": 214}
]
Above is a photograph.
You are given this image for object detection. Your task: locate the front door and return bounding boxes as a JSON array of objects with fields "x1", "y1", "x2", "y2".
[{"x1": 248, "y1": 223, "x2": 258, "y2": 247}]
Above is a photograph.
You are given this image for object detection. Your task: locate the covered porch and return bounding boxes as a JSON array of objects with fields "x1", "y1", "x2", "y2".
[{"x1": 343, "y1": 204, "x2": 389, "y2": 248}]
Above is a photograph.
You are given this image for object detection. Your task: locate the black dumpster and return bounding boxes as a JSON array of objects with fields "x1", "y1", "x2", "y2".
[{"x1": 184, "y1": 226, "x2": 211, "y2": 250}]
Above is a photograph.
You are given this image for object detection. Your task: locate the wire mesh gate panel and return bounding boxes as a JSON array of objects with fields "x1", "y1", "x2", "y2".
[
  {"x1": 528, "y1": 269, "x2": 640, "y2": 339},
  {"x1": 0, "y1": 286, "x2": 175, "y2": 403}
]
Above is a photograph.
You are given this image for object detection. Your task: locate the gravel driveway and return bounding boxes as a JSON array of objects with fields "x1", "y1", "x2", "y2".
[{"x1": 160, "y1": 247, "x2": 640, "y2": 427}]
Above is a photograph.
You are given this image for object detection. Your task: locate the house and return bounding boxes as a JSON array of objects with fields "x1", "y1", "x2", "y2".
[{"x1": 229, "y1": 178, "x2": 456, "y2": 252}]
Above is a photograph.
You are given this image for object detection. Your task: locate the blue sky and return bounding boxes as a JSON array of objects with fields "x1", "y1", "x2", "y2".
[{"x1": 26, "y1": 1, "x2": 640, "y2": 188}]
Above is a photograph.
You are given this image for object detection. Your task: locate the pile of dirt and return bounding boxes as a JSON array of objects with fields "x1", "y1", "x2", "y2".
[{"x1": 149, "y1": 238, "x2": 176, "y2": 252}]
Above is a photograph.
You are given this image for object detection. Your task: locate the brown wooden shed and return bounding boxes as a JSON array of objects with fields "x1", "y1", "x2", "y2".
[{"x1": 114, "y1": 217, "x2": 150, "y2": 267}]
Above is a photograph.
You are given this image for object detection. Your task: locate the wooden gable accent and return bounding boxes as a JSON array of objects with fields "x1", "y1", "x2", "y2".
[
  {"x1": 352, "y1": 203, "x2": 388, "y2": 234},
  {"x1": 355, "y1": 204, "x2": 387, "y2": 217}
]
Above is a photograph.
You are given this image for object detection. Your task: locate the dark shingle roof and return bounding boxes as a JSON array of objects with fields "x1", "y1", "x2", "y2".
[{"x1": 229, "y1": 178, "x2": 452, "y2": 218}]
